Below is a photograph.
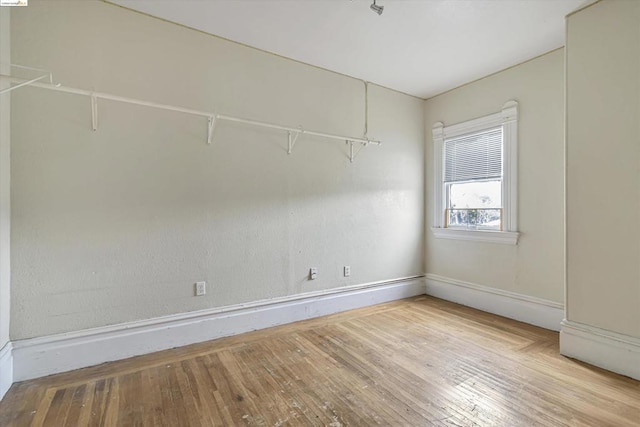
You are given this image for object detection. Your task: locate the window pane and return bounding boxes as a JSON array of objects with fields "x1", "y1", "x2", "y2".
[
  {"x1": 449, "y1": 181, "x2": 501, "y2": 209},
  {"x1": 448, "y1": 180, "x2": 502, "y2": 229}
]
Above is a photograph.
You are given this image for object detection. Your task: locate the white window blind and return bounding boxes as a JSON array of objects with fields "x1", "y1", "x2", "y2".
[{"x1": 444, "y1": 127, "x2": 502, "y2": 183}]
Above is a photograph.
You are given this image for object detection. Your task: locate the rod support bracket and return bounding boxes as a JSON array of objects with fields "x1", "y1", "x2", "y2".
[
  {"x1": 287, "y1": 128, "x2": 302, "y2": 155},
  {"x1": 347, "y1": 139, "x2": 368, "y2": 163},
  {"x1": 90, "y1": 93, "x2": 98, "y2": 131},
  {"x1": 207, "y1": 115, "x2": 217, "y2": 145},
  {"x1": 348, "y1": 140, "x2": 354, "y2": 163}
]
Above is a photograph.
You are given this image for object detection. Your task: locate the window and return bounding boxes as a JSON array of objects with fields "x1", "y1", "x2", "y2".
[{"x1": 432, "y1": 101, "x2": 519, "y2": 245}]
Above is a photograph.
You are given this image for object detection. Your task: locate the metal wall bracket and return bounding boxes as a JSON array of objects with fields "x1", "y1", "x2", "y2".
[
  {"x1": 287, "y1": 129, "x2": 302, "y2": 154},
  {"x1": 207, "y1": 115, "x2": 217, "y2": 145},
  {"x1": 90, "y1": 94, "x2": 98, "y2": 131},
  {"x1": 347, "y1": 140, "x2": 368, "y2": 163}
]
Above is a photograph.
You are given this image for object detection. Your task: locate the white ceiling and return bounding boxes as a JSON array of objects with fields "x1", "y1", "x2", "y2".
[{"x1": 109, "y1": 0, "x2": 588, "y2": 99}]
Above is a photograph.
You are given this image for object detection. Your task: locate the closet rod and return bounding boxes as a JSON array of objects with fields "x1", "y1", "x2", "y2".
[
  {"x1": 0, "y1": 75, "x2": 382, "y2": 147},
  {"x1": 217, "y1": 114, "x2": 381, "y2": 146},
  {"x1": 0, "y1": 75, "x2": 213, "y2": 118}
]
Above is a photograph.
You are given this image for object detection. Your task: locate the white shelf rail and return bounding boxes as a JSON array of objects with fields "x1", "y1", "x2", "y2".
[
  {"x1": 0, "y1": 72, "x2": 381, "y2": 163},
  {"x1": 0, "y1": 64, "x2": 58, "y2": 96}
]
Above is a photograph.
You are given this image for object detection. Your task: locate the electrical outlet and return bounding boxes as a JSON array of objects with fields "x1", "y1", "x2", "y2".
[
  {"x1": 309, "y1": 267, "x2": 318, "y2": 280},
  {"x1": 195, "y1": 281, "x2": 206, "y2": 296},
  {"x1": 344, "y1": 266, "x2": 351, "y2": 277}
]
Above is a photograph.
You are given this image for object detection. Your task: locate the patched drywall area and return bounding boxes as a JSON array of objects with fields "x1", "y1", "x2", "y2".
[
  {"x1": 566, "y1": 0, "x2": 640, "y2": 338},
  {"x1": 9, "y1": 0, "x2": 424, "y2": 339},
  {"x1": 425, "y1": 49, "x2": 565, "y2": 303}
]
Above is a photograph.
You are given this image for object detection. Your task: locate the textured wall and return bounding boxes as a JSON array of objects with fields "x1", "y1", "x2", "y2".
[
  {"x1": 566, "y1": 0, "x2": 640, "y2": 338},
  {"x1": 425, "y1": 49, "x2": 565, "y2": 303},
  {"x1": 0, "y1": 7, "x2": 10, "y2": 348},
  {"x1": 9, "y1": 1, "x2": 424, "y2": 339}
]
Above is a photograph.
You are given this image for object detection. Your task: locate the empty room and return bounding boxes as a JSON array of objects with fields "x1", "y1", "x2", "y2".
[{"x1": 0, "y1": 0, "x2": 639, "y2": 425}]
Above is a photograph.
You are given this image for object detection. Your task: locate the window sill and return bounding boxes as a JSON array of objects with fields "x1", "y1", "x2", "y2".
[{"x1": 431, "y1": 227, "x2": 520, "y2": 245}]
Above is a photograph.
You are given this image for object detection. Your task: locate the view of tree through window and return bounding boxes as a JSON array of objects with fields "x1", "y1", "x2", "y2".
[{"x1": 447, "y1": 180, "x2": 501, "y2": 229}]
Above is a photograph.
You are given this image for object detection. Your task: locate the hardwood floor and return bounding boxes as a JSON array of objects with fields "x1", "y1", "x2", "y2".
[{"x1": 1, "y1": 296, "x2": 638, "y2": 426}]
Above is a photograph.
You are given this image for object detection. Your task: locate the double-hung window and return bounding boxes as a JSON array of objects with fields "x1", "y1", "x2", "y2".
[{"x1": 432, "y1": 101, "x2": 519, "y2": 245}]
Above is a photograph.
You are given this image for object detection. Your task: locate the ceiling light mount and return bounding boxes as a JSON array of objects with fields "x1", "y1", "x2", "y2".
[{"x1": 370, "y1": 0, "x2": 383, "y2": 15}]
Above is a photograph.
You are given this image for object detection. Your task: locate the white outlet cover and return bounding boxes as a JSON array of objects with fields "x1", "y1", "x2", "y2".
[{"x1": 195, "y1": 281, "x2": 206, "y2": 296}]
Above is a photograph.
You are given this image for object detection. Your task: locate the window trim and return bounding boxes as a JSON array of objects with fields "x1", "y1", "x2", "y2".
[{"x1": 432, "y1": 100, "x2": 519, "y2": 245}]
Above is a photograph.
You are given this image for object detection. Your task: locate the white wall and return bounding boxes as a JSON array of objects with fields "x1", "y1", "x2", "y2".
[
  {"x1": 9, "y1": 0, "x2": 424, "y2": 340},
  {"x1": 424, "y1": 49, "x2": 565, "y2": 303},
  {"x1": 0, "y1": 6, "x2": 13, "y2": 401},
  {"x1": 566, "y1": 0, "x2": 640, "y2": 339},
  {"x1": 0, "y1": 7, "x2": 11, "y2": 350}
]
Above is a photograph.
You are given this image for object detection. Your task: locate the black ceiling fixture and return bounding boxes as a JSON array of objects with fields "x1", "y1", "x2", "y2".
[{"x1": 370, "y1": 0, "x2": 384, "y2": 15}]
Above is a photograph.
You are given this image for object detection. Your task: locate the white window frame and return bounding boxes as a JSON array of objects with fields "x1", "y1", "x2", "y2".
[{"x1": 432, "y1": 100, "x2": 519, "y2": 245}]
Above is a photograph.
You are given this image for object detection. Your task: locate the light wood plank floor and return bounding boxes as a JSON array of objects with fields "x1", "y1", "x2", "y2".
[{"x1": 1, "y1": 296, "x2": 639, "y2": 426}]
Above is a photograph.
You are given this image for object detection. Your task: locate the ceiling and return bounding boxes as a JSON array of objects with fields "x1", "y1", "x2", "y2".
[{"x1": 109, "y1": 0, "x2": 588, "y2": 99}]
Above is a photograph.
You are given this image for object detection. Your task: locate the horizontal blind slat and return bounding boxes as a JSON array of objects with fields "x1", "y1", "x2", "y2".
[{"x1": 444, "y1": 127, "x2": 502, "y2": 183}]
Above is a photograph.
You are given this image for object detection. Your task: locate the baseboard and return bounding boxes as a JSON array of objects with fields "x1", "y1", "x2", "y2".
[
  {"x1": 12, "y1": 276, "x2": 425, "y2": 382},
  {"x1": 425, "y1": 274, "x2": 564, "y2": 331},
  {"x1": 560, "y1": 320, "x2": 640, "y2": 380},
  {"x1": 0, "y1": 341, "x2": 12, "y2": 401}
]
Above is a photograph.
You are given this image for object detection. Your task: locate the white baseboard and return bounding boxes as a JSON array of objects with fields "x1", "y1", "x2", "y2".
[
  {"x1": 425, "y1": 274, "x2": 564, "y2": 331},
  {"x1": 0, "y1": 341, "x2": 12, "y2": 401},
  {"x1": 560, "y1": 320, "x2": 640, "y2": 380},
  {"x1": 12, "y1": 277, "x2": 425, "y2": 382}
]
